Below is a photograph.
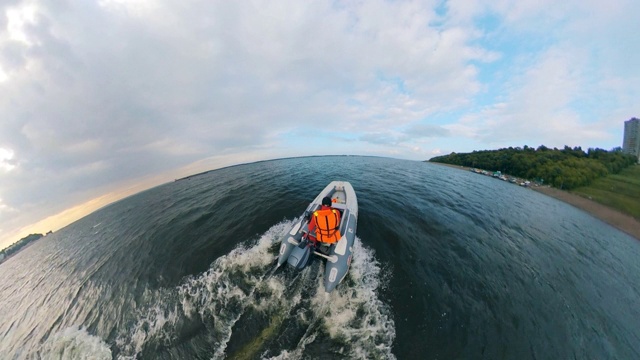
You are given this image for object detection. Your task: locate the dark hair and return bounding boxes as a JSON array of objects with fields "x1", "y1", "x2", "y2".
[{"x1": 322, "y1": 197, "x2": 332, "y2": 206}]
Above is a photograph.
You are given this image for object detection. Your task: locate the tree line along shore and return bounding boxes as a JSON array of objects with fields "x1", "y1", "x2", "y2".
[
  {"x1": 429, "y1": 145, "x2": 640, "y2": 239},
  {"x1": 0, "y1": 233, "x2": 47, "y2": 264},
  {"x1": 430, "y1": 145, "x2": 636, "y2": 190},
  {"x1": 2, "y1": 147, "x2": 637, "y2": 259}
]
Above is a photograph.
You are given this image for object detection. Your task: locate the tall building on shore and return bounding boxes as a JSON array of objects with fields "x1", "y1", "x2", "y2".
[{"x1": 623, "y1": 117, "x2": 640, "y2": 162}]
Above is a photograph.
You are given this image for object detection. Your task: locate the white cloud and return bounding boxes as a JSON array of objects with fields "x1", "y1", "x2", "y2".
[
  {"x1": 0, "y1": 0, "x2": 639, "y2": 246},
  {"x1": 0, "y1": 147, "x2": 16, "y2": 172},
  {"x1": 440, "y1": 0, "x2": 639, "y2": 151},
  {"x1": 0, "y1": 197, "x2": 17, "y2": 213},
  {"x1": 0, "y1": 0, "x2": 486, "y2": 240},
  {"x1": 5, "y1": 3, "x2": 37, "y2": 44},
  {"x1": 451, "y1": 47, "x2": 602, "y2": 146}
]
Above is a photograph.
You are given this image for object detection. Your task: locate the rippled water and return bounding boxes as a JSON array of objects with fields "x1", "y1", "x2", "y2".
[{"x1": 1, "y1": 156, "x2": 639, "y2": 359}]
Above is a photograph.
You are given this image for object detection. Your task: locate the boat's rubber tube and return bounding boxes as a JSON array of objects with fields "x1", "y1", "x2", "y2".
[{"x1": 277, "y1": 181, "x2": 358, "y2": 293}]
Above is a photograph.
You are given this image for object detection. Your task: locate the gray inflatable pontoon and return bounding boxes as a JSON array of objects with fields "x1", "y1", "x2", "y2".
[{"x1": 277, "y1": 181, "x2": 358, "y2": 293}]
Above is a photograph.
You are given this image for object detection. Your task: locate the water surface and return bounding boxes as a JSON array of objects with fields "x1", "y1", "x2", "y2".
[{"x1": 1, "y1": 156, "x2": 638, "y2": 359}]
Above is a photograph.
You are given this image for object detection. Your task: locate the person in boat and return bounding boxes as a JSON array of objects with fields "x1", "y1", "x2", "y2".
[{"x1": 307, "y1": 196, "x2": 341, "y2": 246}]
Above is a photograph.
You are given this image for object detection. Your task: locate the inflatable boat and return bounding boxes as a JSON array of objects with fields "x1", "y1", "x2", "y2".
[{"x1": 277, "y1": 181, "x2": 358, "y2": 293}]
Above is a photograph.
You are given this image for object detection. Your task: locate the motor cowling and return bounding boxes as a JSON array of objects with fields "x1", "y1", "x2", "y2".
[{"x1": 287, "y1": 243, "x2": 312, "y2": 270}]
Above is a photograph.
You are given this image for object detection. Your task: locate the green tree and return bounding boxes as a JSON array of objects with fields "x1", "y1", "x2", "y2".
[{"x1": 429, "y1": 145, "x2": 636, "y2": 190}]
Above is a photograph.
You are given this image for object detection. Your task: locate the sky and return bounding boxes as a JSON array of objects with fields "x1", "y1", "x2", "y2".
[{"x1": 1, "y1": 0, "x2": 639, "y2": 249}]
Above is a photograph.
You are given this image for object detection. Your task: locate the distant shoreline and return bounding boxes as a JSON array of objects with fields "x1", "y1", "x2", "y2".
[
  {"x1": 0, "y1": 238, "x2": 38, "y2": 265},
  {"x1": 428, "y1": 162, "x2": 640, "y2": 241}
]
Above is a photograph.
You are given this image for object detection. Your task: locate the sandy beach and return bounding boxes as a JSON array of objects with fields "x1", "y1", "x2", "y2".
[{"x1": 429, "y1": 162, "x2": 640, "y2": 241}]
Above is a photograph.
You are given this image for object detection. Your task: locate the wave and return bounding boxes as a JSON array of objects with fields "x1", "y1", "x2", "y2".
[
  {"x1": 112, "y1": 221, "x2": 290, "y2": 359},
  {"x1": 52, "y1": 220, "x2": 395, "y2": 359},
  {"x1": 39, "y1": 326, "x2": 112, "y2": 360},
  {"x1": 266, "y1": 238, "x2": 396, "y2": 359}
]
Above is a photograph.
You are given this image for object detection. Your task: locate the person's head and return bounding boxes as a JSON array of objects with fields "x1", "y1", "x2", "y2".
[{"x1": 322, "y1": 197, "x2": 332, "y2": 207}]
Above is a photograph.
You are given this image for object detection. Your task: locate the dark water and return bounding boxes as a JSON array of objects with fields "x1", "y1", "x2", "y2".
[{"x1": 1, "y1": 156, "x2": 639, "y2": 359}]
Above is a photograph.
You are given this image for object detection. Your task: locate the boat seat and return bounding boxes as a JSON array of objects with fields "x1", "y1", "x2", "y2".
[{"x1": 331, "y1": 203, "x2": 347, "y2": 211}]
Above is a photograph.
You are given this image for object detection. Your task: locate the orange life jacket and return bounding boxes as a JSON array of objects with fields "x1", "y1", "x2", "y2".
[{"x1": 313, "y1": 209, "x2": 341, "y2": 244}]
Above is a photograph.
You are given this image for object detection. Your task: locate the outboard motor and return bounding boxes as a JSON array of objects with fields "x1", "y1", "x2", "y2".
[{"x1": 287, "y1": 242, "x2": 312, "y2": 270}]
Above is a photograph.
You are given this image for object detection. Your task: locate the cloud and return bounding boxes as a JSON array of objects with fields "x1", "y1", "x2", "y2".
[
  {"x1": 0, "y1": 0, "x2": 490, "y2": 239},
  {"x1": 359, "y1": 123, "x2": 451, "y2": 147},
  {"x1": 403, "y1": 124, "x2": 451, "y2": 139},
  {"x1": 437, "y1": 0, "x2": 640, "y2": 152},
  {"x1": 0, "y1": 197, "x2": 17, "y2": 213},
  {"x1": 448, "y1": 53, "x2": 606, "y2": 148},
  {"x1": 0, "y1": 147, "x2": 16, "y2": 172},
  {"x1": 359, "y1": 132, "x2": 398, "y2": 146},
  {"x1": 0, "y1": 0, "x2": 639, "y2": 246}
]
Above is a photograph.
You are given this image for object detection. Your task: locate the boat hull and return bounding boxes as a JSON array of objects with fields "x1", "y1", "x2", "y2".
[{"x1": 277, "y1": 181, "x2": 358, "y2": 293}]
